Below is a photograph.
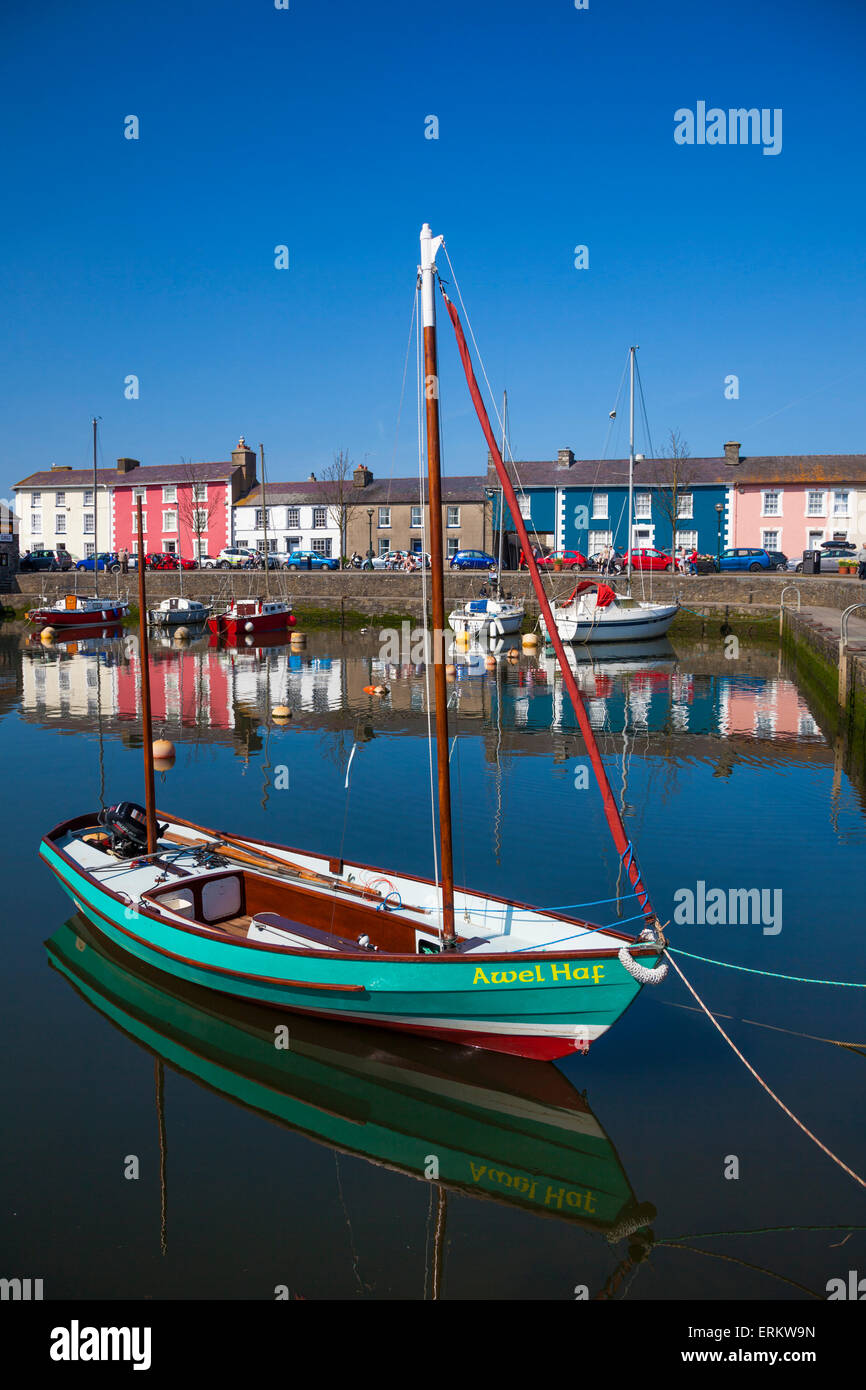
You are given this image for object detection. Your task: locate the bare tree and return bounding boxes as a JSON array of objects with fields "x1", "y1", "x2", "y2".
[
  {"x1": 654, "y1": 430, "x2": 694, "y2": 557},
  {"x1": 320, "y1": 449, "x2": 363, "y2": 562},
  {"x1": 176, "y1": 460, "x2": 223, "y2": 562}
]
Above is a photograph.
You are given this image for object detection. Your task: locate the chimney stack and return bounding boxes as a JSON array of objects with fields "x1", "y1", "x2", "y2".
[
  {"x1": 116, "y1": 458, "x2": 140, "y2": 473},
  {"x1": 353, "y1": 464, "x2": 373, "y2": 488},
  {"x1": 232, "y1": 436, "x2": 257, "y2": 490},
  {"x1": 557, "y1": 448, "x2": 574, "y2": 470},
  {"x1": 724, "y1": 441, "x2": 741, "y2": 466}
]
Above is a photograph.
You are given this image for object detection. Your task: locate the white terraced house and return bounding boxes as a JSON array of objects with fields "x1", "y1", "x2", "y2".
[{"x1": 233, "y1": 479, "x2": 342, "y2": 560}]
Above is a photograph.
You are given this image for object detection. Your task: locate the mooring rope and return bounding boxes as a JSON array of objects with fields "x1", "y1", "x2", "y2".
[
  {"x1": 664, "y1": 951, "x2": 866, "y2": 1190},
  {"x1": 668, "y1": 946, "x2": 865, "y2": 989}
]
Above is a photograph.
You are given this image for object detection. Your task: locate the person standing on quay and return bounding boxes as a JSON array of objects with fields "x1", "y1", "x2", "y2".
[{"x1": 858, "y1": 542, "x2": 866, "y2": 581}]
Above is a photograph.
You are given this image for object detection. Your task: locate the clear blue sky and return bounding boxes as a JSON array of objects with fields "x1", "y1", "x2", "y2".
[{"x1": 0, "y1": 0, "x2": 863, "y2": 496}]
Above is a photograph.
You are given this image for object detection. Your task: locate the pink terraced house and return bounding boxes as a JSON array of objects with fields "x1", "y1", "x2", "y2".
[
  {"x1": 726, "y1": 446, "x2": 866, "y2": 554},
  {"x1": 111, "y1": 439, "x2": 257, "y2": 560}
]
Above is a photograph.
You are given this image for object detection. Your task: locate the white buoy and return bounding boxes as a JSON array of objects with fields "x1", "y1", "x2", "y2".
[
  {"x1": 173, "y1": 626, "x2": 190, "y2": 643},
  {"x1": 522, "y1": 632, "x2": 538, "y2": 649},
  {"x1": 244, "y1": 620, "x2": 255, "y2": 632},
  {"x1": 153, "y1": 738, "x2": 176, "y2": 771}
]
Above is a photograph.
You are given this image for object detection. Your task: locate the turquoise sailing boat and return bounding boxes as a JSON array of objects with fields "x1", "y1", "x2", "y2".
[{"x1": 38, "y1": 225, "x2": 667, "y2": 1062}]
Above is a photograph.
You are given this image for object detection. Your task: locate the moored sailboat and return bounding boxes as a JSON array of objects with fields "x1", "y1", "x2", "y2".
[
  {"x1": 38, "y1": 228, "x2": 667, "y2": 1063},
  {"x1": 208, "y1": 445, "x2": 294, "y2": 639}
]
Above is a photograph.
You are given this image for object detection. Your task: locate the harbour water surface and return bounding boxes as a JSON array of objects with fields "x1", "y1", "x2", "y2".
[{"x1": 1, "y1": 625, "x2": 863, "y2": 1300}]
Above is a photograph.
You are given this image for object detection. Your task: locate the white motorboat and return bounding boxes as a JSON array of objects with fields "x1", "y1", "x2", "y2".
[
  {"x1": 149, "y1": 597, "x2": 212, "y2": 627},
  {"x1": 448, "y1": 597, "x2": 524, "y2": 637},
  {"x1": 539, "y1": 580, "x2": 678, "y2": 644}
]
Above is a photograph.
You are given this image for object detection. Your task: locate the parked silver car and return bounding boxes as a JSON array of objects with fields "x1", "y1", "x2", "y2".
[{"x1": 787, "y1": 546, "x2": 855, "y2": 574}]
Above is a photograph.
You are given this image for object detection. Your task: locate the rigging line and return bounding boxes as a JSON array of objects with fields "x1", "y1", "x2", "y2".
[
  {"x1": 440, "y1": 243, "x2": 555, "y2": 590},
  {"x1": 664, "y1": 950, "x2": 866, "y2": 1190},
  {"x1": 664, "y1": 1223, "x2": 866, "y2": 1242},
  {"x1": 656, "y1": 999, "x2": 866, "y2": 1053},
  {"x1": 656, "y1": 1242, "x2": 822, "y2": 1300},
  {"x1": 384, "y1": 284, "x2": 421, "y2": 512},
  {"x1": 333, "y1": 1151, "x2": 367, "y2": 1296},
  {"x1": 667, "y1": 947, "x2": 866, "y2": 988},
  {"x1": 634, "y1": 355, "x2": 656, "y2": 462}
]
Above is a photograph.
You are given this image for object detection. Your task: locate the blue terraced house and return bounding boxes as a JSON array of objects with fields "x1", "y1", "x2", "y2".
[{"x1": 488, "y1": 443, "x2": 742, "y2": 565}]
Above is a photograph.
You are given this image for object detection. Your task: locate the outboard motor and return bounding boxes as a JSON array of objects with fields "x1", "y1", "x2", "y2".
[{"x1": 98, "y1": 802, "x2": 164, "y2": 858}]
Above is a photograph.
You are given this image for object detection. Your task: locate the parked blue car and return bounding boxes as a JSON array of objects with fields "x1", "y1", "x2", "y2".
[
  {"x1": 285, "y1": 549, "x2": 339, "y2": 571},
  {"x1": 75, "y1": 552, "x2": 123, "y2": 572},
  {"x1": 718, "y1": 547, "x2": 775, "y2": 573},
  {"x1": 449, "y1": 549, "x2": 497, "y2": 571}
]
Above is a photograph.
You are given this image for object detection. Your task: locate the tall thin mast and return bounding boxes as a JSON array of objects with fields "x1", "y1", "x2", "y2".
[
  {"x1": 497, "y1": 390, "x2": 507, "y2": 586},
  {"x1": 136, "y1": 498, "x2": 158, "y2": 854},
  {"x1": 626, "y1": 346, "x2": 637, "y2": 594},
  {"x1": 92, "y1": 417, "x2": 99, "y2": 597},
  {"x1": 420, "y1": 223, "x2": 456, "y2": 948},
  {"x1": 259, "y1": 443, "x2": 270, "y2": 602}
]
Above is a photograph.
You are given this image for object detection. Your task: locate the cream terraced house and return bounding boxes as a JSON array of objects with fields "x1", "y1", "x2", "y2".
[{"x1": 14, "y1": 463, "x2": 118, "y2": 561}]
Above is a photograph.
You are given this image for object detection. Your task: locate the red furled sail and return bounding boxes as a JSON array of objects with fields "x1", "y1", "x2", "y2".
[
  {"x1": 441, "y1": 287, "x2": 654, "y2": 923},
  {"x1": 565, "y1": 580, "x2": 617, "y2": 608}
]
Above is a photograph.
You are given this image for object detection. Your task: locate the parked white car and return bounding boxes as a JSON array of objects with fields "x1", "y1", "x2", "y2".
[{"x1": 215, "y1": 547, "x2": 257, "y2": 569}]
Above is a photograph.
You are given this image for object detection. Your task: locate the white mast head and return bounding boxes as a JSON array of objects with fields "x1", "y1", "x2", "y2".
[{"x1": 419, "y1": 223, "x2": 443, "y2": 329}]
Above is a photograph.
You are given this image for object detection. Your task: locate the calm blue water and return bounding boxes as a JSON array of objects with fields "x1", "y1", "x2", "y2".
[{"x1": 1, "y1": 626, "x2": 863, "y2": 1300}]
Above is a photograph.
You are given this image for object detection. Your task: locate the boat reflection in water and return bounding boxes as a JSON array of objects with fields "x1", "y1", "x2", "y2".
[{"x1": 46, "y1": 914, "x2": 655, "y2": 1242}]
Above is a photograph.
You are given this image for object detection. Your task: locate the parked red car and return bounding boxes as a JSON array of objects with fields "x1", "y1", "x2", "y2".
[
  {"x1": 537, "y1": 549, "x2": 588, "y2": 570},
  {"x1": 145, "y1": 552, "x2": 182, "y2": 570},
  {"x1": 519, "y1": 547, "x2": 587, "y2": 570},
  {"x1": 624, "y1": 548, "x2": 674, "y2": 572}
]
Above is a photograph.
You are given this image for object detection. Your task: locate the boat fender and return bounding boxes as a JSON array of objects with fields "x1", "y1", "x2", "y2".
[
  {"x1": 617, "y1": 945, "x2": 668, "y2": 984},
  {"x1": 606, "y1": 1201, "x2": 657, "y2": 1246},
  {"x1": 357, "y1": 934, "x2": 377, "y2": 951}
]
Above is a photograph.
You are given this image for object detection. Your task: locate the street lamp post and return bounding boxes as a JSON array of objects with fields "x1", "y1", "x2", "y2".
[
  {"x1": 366, "y1": 508, "x2": 374, "y2": 569},
  {"x1": 715, "y1": 502, "x2": 724, "y2": 570}
]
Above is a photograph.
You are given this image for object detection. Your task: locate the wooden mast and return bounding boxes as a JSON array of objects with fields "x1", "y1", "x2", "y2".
[
  {"x1": 259, "y1": 443, "x2": 270, "y2": 602},
  {"x1": 136, "y1": 498, "x2": 158, "y2": 854},
  {"x1": 420, "y1": 224, "x2": 456, "y2": 948}
]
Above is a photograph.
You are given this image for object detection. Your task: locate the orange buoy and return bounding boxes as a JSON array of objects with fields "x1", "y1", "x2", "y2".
[
  {"x1": 484, "y1": 654, "x2": 497, "y2": 669},
  {"x1": 272, "y1": 705, "x2": 292, "y2": 722},
  {"x1": 445, "y1": 664, "x2": 457, "y2": 679}
]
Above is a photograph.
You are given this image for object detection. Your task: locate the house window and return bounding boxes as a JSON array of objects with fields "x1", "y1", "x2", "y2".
[
  {"x1": 31, "y1": 513, "x2": 42, "y2": 535},
  {"x1": 762, "y1": 490, "x2": 781, "y2": 516},
  {"x1": 163, "y1": 540, "x2": 176, "y2": 554},
  {"x1": 256, "y1": 539, "x2": 277, "y2": 553},
  {"x1": 446, "y1": 505, "x2": 460, "y2": 527},
  {"x1": 163, "y1": 511, "x2": 177, "y2": 532},
  {"x1": 762, "y1": 530, "x2": 780, "y2": 551},
  {"x1": 312, "y1": 507, "x2": 327, "y2": 529},
  {"x1": 84, "y1": 543, "x2": 95, "y2": 559},
  {"x1": 31, "y1": 492, "x2": 41, "y2": 507},
  {"x1": 592, "y1": 494, "x2": 608, "y2": 520},
  {"x1": 806, "y1": 490, "x2": 824, "y2": 516},
  {"x1": 634, "y1": 492, "x2": 652, "y2": 519},
  {"x1": 518, "y1": 495, "x2": 531, "y2": 520},
  {"x1": 55, "y1": 514, "x2": 66, "y2": 534},
  {"x1": 592, "y1": 530, "x2": 612, "y2": 551},
  {"x1": 195, "y1": 539, "x2": 208, "y2": 559},
  {"x1": 676, "y1": 493, "x2": 694, "y2": 519},
  {"x1": 677, "y1": 530, "x2": 698, "y2": 551},
  {"x1": 807, "y1": 529, "x2": 824, "y2": 548},
  {"x1": 254, "y1": 509, "x2": 270, "y2": 529},
  {"x1": 83, "y1": 513, "x2": 95, "y2": 534},
  {"x1": 410, "y1": 538, "x2": 423, "y2": 554},
  {"x1": 312, "y1": 537, "x2": 332, "y2": 557},
  {"x1": 84, "y1": 490, "x2": 94, "y2": 507},
  {"x1": 55, "y1": 491, "x2": 66, "y2": 507},
  {"x1": 193, "y1": 483, "x2": 207, "y2": 502},
  {"x1": 133, "y1": 488, "x2": 146, "y2": 503},
  {"x1": 285, "y1": 536, "x2": 301, "y2": 552},
  {"x1": 162, "y1": 486, "x2": 177, "y2": 503},
  {"x1": 378, "y1": 507, "x2": 391, "y2": 529},
  {"x1": 833, "y1": 490, "x2": 850, "y2": 517},
  {"x1": 193, "y1": 510, "x2": 208, "y2": 532},
  {"x1": 377, "y1": 538, "x2": 391, "y2": 557},
  {"x1": 410, "y1": 505, "x2": 422, "y2": 528},
  {"x1": 447, "y1": 537, "x2": 459, "y2": 557},
  {"x1": 286, "y1": 507, "x2": 300, "y2": 528}
]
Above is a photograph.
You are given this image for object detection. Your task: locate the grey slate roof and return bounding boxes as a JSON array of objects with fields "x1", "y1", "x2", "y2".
[
  {"x1": 14, "y1": 461, "x2": 238, "y2": 489},
  {"x1": 235, "y1": 476, "x2": 488, "y2": 507},
  {"x1": 492, "y1": 454, "x2": 866, "y2": 488}
]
